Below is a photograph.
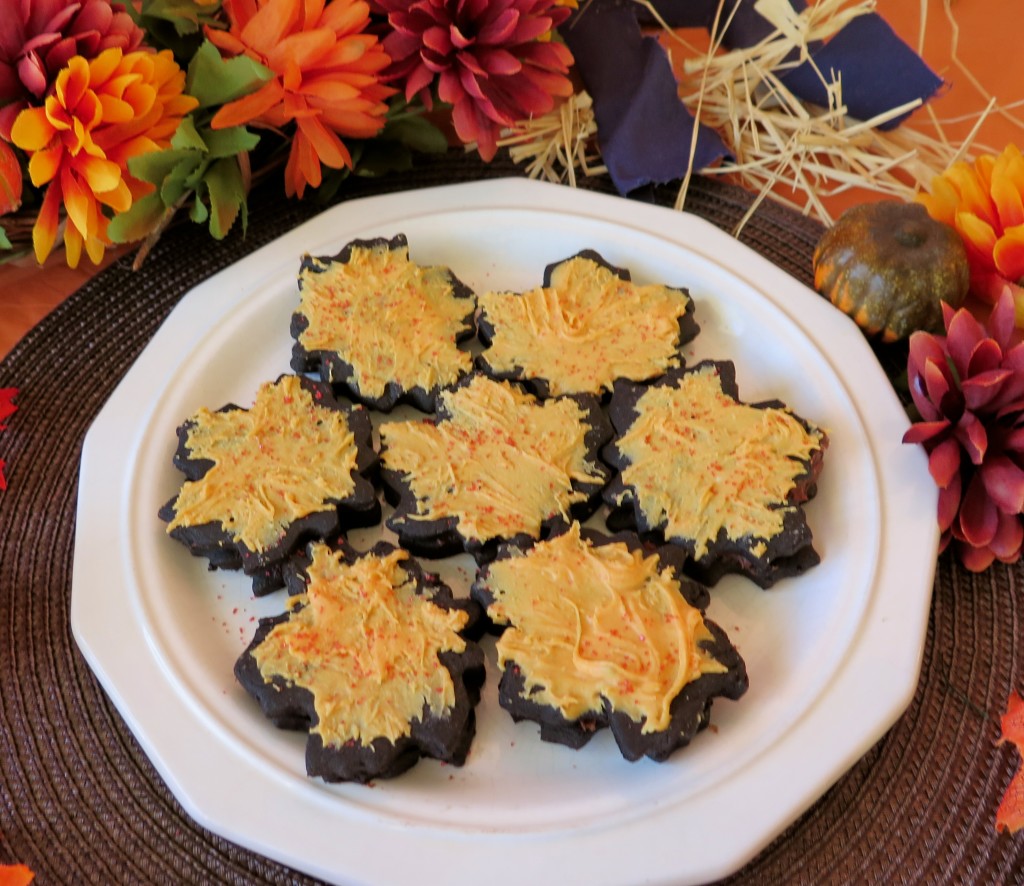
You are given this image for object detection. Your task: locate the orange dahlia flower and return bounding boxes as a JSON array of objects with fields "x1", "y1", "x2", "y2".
[
  {"x1": 10, "y1": 47, "x2": 197, "y2": 267},
  {"x1": 207, "y1": 0, "x2": 393, "y2": 198},
  {"x1": 918, "y1": 144, "x2": 1024, "y2": 321}
]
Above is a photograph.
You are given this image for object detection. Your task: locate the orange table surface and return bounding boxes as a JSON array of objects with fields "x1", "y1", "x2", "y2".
[{"x1": 0, "y1": 0, "x2": 1021, "y2": 361}]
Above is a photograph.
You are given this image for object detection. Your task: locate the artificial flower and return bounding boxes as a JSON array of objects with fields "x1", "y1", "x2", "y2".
[
  {"x1": 0, "y1": 387, "x2": 16, "y2": 426},
  {"x1": 0, "y1": 387, "x2": 17, "y2": 492},
  {"x1": 918, "y1": 144, "x2": 1024, "y2": 323},
  {"x1": 903, "y1": 288, "x2": 1024, "y2": 571},
  {"x1": 0, "y1": 863, "x2": 34, "y2": 886},
  {"x1": 10, "y1": 47, "x2": 197, "y2": 267},
  {"x1": 997, "y1": 690, "x2": 1024, "y2": 834},
  {"x1": 378, "y1": 0, "x2": 574, "y2": 161},
  {"x1": 207, "y1": 0, "x2": 393, "y2": 199},
  {"x1": 0, "y1": 0, "x2": 144, "y2": 140},
  {"x1": 0, "y1": 139, "x2": 23, "y2": 215}
]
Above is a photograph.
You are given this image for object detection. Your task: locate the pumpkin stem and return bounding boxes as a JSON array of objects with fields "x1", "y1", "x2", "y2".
[{"x1": 895, "y1": 225, "x2": 926, "y2": 249}]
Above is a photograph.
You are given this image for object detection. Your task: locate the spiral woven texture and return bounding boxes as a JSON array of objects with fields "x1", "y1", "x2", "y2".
[{"x1": 1, "y1": 154, "x2": 1022, "y2": 884}]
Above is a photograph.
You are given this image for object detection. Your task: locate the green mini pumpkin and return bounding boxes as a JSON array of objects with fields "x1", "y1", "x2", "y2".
[{"x1": 812, "y1": 200, "x2": 970, "y2": 342}]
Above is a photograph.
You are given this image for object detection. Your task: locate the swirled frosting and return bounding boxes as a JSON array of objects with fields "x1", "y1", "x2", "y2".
[
  {"x1": 381, "y1": 376, "x2": 605, "y2": 543},
  {"x1": 479, "y1": 254, "x2": 693, "y2": 395},
  {"x1": 483, "y1": 523, "x2": 726, "y2": 733},
  {"x1": 296, "y1": 240, "x2": 473, "y2": 398},
  {"x1": 166, "y1": 375, "x2": 359, "y2": 552},
  {"x1": 253, "y1": 545, "x2": 469, "y2": 747},
  {"x1": 616, "y1": 365, "x2": 825, "y2": 558}
]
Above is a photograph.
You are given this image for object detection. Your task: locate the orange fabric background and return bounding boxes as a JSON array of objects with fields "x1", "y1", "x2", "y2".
[
  {"x1": 0, "y1": 0, "x2": 1020, "y2": 359},
  {"x1": 878, "y1": 0, "x2": 1023, "y2": 153}
]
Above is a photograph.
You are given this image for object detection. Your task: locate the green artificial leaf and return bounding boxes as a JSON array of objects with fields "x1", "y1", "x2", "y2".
[
  {"x1": 123, "y1": 114, "x2": 258, "y2": 229},
  {"x1": 160, "y1": 155, "x2": 205, "y2": 205},
  {"x1": 354, "y1": 140, "x2": 415, "y2": 178},
  {"x1": 381, "y1": 114, "x2": 449, "y2": 155},
  {"x1": 139, "y1": 18, "x2": 203, "y2": 58},
  {"x1": 204, "y1": 156, "x2": 246, "y2": 239},
  {"x1": 102, "y1": 34, "x2": 268, "y2": 250},
  {"x1": 128, "y1": 148, "x2": 196, "y2": 186},
  {"x1": 202, "y1": 126, "x2": 260, "y2": 159},
  {"x1": 132, "y1": 0, "x2": 221, "y2": 39},
  {"x1": 187, "y1": 40, "x2": 274, "y2": 110},
  {"x1": 107, "y1": 193, "x2": 169, "y2": 244},
  {"x1": 171, "y1": 116, "x2": 208, "y2": 151},
  {"x1": 0, "y1": 226, "x2": 11, "y2": 251},
  {"x1": 146, "y1": 0, "x2": 202, "y2": 34},
  {"x1": 183, "y1": 158, "x2": 211, "y2": 191}
]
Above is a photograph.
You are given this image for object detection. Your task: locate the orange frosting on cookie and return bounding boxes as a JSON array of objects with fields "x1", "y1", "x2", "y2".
[
  {"x1": 253, "y1": 545, "x2": 469, "y2": 747},
  {"x1": 296, "y1": 240, "x2": 472, "y2": 399},
  {"x1": 484, "y1": 524, "x2": 726, "y2": 732},
  {"x1": 381, "y1": 376, "x2": 604, "y2": 543},
  {"x1": 479, "y1": 254, "x2": 692, "y2": 395},
  {"x1": 616, "y1": 366, "x2": 825, "y2": 558},
  {"x1": 166, "y1": 376, "x2": 359, "y2": 552}
]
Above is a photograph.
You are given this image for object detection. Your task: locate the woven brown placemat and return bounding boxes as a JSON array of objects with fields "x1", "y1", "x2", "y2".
[{"x1": 1, "y1": 154, "x2": 1022, "y2": 884}]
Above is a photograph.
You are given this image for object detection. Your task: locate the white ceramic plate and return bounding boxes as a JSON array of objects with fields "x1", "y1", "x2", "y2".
[{"x1": 71, "y1": 178, "x2": 938, "y2": 886}]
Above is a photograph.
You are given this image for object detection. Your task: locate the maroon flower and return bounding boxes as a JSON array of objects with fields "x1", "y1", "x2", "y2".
[
  {"x1": 0, "y1": 0, "x2": 144, "y2": 140},
  {"x1": 377, "y1": 0, "x2": 574, "y2": 161},
  {"x1": 903, "y1": 288, "x2": 1024, "y2": 571}
]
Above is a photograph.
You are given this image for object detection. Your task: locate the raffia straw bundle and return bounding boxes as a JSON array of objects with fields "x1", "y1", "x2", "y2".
[
  {"x1": 505, "y1": 0, "x2": 1021, "y2": 233},
  {"x1": 498, "y1": 91, "x2": 605, "y2": 186},
  {"x1": 667, "y1": 0, "x2": 994, "y2": 230}
]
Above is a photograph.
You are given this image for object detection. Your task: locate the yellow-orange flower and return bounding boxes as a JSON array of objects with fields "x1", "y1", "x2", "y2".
[
  {"x1": 918, "y1": 144, "x2": 1024, "y2": 319},
  {"x1": 10, "y1": 47, "x2": 197, "y2": 267},
  {"x1": 208, "y1": 0, "x2": 393, "y2": 198}
]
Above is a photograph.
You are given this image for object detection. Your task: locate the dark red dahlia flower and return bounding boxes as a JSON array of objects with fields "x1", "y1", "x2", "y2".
[
  {"x1": 903, "y1": 288, "x2": 1024, "y2": 571},
  {"x1": 378, "y1": 0, "x2": 574, "y2": 160},
  {"x1": 0, "y1": 0, "x2": 144, "y2": 139}
]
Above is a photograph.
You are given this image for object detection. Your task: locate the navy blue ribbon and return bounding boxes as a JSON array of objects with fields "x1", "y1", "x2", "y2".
[{"x1": 561, "y1": 0, "x2": 943, "y2": 193}]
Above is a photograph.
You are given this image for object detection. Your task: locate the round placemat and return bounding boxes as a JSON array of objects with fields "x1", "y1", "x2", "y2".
[{"x1": 1, "y1": 154, "x2": 1022, "y2": 884}]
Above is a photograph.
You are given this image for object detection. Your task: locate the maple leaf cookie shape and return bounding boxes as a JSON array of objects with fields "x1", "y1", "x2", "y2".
[
  {"x1": 235, "y1": 540, "x2": 486, "y2": 783},
  {"x1": 379, "y1": 374, "x2": 612, "y2": 561},
  {"x1": 477, "y1": 249, "x2": 699, "y2": 398},
  {"x1": 604, "y1": 361, "x2": 828, "y2": 588},
  {"x1": 291, "y1": 234, "x2": 477, "y2": 412},
  {"x1": 159, "y1": 374, "x2": 379, "y2": 594},
  {"x1": 471, "y1": 522, "x2": 747, "y2": 760}
]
